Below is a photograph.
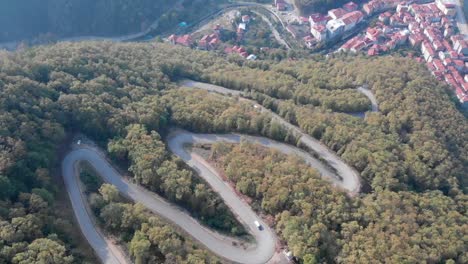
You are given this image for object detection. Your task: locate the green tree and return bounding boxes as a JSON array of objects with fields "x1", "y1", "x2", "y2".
[
  {"x1": 99, "y1": 184, "x2": 119, "y2": 203},
  {"x1": 12, "y1": 238, "x2": 73, "y2": 264},
  {"x1": 130, "y1": 231, "x2": 151, "y2": 264}
]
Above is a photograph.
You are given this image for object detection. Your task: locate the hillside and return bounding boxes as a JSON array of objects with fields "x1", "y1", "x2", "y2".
[
  {"x1": 0, "y1": 42, "x2": 466, "y2": 263},
  {"x1": 293, "y1": 0, "x2": 362, "y2": 14},
  {"x1": 0, "y1": 0, "x2": 223, "y2": 42}
]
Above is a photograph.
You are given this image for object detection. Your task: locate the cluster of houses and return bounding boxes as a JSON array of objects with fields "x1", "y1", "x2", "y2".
[
  {"x1": 168, "y1": 0, "x2": 467, "y2": 105},
  {"x1": 307, "y1": 1, "x2": 364, "y2": 45},
  {"x1": 224, "y1": 45, "x2": 257, "y2": 60},
  {"x1": 274, "y1": 0, "x2": 287, "y2": 11},
  {"x1": 168, "y1": 15, "x2": 258, "y2": 60},
  {"x1": 337, "y1": 0, "x2": 467, "y2": 106}
]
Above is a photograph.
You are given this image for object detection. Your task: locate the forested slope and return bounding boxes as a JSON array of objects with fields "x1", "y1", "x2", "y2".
[
  {"x1": 0, "y1": 0, "x2": 223, "y2": 42},
  {"x1": 0, "y1": 42, "x2": 466, "y2": 263},
  {"x1": 293, "y1": 0, "x2": 363, "y2": 14}
]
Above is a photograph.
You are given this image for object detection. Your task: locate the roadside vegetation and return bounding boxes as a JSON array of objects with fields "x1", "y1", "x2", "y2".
[
  {"x1": 0, "y1": 42, "x2": 466, "y2": 263},
  {"x1": 80, "y1": 165, "x2": 220, "y2": 264},
  {"x1": 200, "y1": 141, "x2": 467, "y2": 263}
]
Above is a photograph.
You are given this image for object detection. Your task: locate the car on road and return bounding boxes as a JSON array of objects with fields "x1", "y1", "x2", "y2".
[{"x1": 254, "y1": 220, "x2": 263, "y2": 230}]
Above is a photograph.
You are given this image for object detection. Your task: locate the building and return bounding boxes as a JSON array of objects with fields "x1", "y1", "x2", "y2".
[
  {"x1": 199, "y1": 34, "x2": 219, "y2": 50},
  {"x1": 409, "y1": 33, "x2": 424, "y2": 47},
  {"x1": 327, "y1": 19, "x2": 345, "y2": 37},
  {"x1": 343, "y1": 1, "x2": 359, "y2": 12},
  {"x1": 422, "y1": 41, "x2": 436, "y2": 62},
  {"x1": 303, "y1": 35, "x2": 317, "y2": 48},
  {"x1": 455, "y1": 87, "x2": 468, "y2": 107},
  {"x1": 168, "y1": 34, "x2": 193, "y2": 47},
  {"x1": 311, "y1": 24, "x2": 327, "y2": 41},
  {"x1": 275, "y1": 0, "x2": 286, "y2": 11},
  {"x1": 309, "y1": 13, "x2": 328, "y2": 25},
  {"x1": 328, "y1": 8, "x2": 347, "y2": 19},
  {"x1": 436, "y1": 0, "x2": 456, "y2": 17},
  {"x1": 340, "y1": 11, "x2": 364, "y2": 31},
  {"x1": 366, "y1": 27, "x2": 382, "y2": 42},
  {"x1": 454, "y1": 40, "x2": 468, "y2": 56}
]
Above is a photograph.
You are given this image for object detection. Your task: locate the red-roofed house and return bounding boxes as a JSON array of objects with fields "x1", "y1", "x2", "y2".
[
  {"x1": 366, "y1": 27, "x2": 382, "y2": 42},
  {"x1": 341, "y1": 11, "x2": 364, "y2": 31},
  {"x1": 379, "y1": 12, "x2": 392, "y2": 23},
  {"x1": 329, "y1": 8, "x2": 347, "y2": 19},
  {"x1": 454, "y1": 40, "x2": 468, "y2": 56},
  {"x1": 304, "y1": 36, "x2": 316, "y2": 48},
  {"x1": 368, "y1": 46, "x2": 379, "y2": 56},
  {"x1": 168, "y1": 34, "x2": 193, "y2": 47},
  {"x1": 199, "y1": 34, "x2": 220, "y2": 50},
  {"x1": 340, "y1": 36, "x2": 361, "y2": 51},
  {"x1": 433, "y1": 40, "x2": 445, "y2": 52},
  {"x1": 343, "y1": 1, "x2": 358, "y2": 12},
  {"x1": 311, "y1": 24, "x2": 327, "y2": 41},
  {"x1": 433, "y1": 59, "x2": 446, "y2": 71},
  {"x1": 454, "y1": 59, "x2": 465, "y2": 72},
  {"x1": 277, "y1": 2, "x2": 286, "y2": 11},
  {"x1": 309, "y1": 13, "x2": 328, "y2": 25},
  {"x1": 422, "y1": 41, "x2": 436, "y2": 62},
  {"x1": 409, "y1": 33, "x2": 424, "y2": 47},
  {"x1": 462, "y1": 82, "x2": 468, "y2": 92},
  {"x1": 455, "y1": 87, "x2": 468, "y2": 107}
]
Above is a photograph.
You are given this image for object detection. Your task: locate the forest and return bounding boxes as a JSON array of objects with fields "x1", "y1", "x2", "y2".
[
  {"x1": 80, "y1": 164, "x2": 220, "y2": 264},
  {"x1": 0, "y1": 0, "x2": 224, "y2": 43},
  {"x1": 0, "y1": 42, "x2": 466, "y2": 263}
]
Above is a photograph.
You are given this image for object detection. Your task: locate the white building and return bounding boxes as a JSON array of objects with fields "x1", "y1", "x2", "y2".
[
  {"x1": 327, "y1": 19, "x2": 345, "y2": 37},
  {"x1": 311, "y1": 24, "x2": 328, "y2": 41}
]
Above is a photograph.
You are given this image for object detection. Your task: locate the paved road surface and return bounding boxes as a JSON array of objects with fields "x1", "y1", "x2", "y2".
[
  {"x1": 357, "y1": 86, "x2": 379, "y2": 112},
  {"x1": 63, "y1": 80, "x2": 365, "y2": 263},
  {"x1": 180, "y1": 80, "x2": 362, "y2": 195},
  {"x1": 63, "y1": 141, "x2": 279, "y2": 264},
  {"x1": 62, "y1": 147, "x2": 130, "y2": 264},
  {"x1": 455, "y1": 0, "x2": 468, "y2": 38},
  {"x1": 253, "y1": 11, "x2": 291, "y2": 49},
  {"x1": 63, "y1": 123, "x2": 363, "y2": 263}
]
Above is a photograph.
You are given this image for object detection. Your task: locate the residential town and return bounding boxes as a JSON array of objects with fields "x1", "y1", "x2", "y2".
[
  {"x1": 166, "y1": 0, "x2": 468, "y2": 107},
  {"x1": 335, "y1": 0, "x2": 468, "y2": 106}
]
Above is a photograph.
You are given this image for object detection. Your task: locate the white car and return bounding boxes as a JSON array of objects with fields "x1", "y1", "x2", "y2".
[
  {"x1": 77, "y1": 140, "x2": 81, "y2": 145},
  {"x1": 254, "y1": 220, "x2": 262, "y2": 230}
]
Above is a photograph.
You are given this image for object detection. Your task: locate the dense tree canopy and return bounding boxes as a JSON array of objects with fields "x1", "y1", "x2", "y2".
[
  {"x1": 202, "y1": 142, "x2": 467, "y2": 263},
  {"x1": 0, "y1": 42, "x2": 466, "y2": 263},
  {"x1": 0, "y1": 0, "x2": 225, "y2": 42}
]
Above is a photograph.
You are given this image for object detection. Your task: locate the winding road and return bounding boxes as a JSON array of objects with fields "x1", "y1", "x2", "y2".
[
  {"x1": 180, "y1": 79, "x2": 378, "y2": 194},
  {"x1": 252, "y1": 10, "x2": 292, "y2": 50},
  {"x1": 357, "y1": 86, "x2": 379, "y2": 113},
  {"x1": 63, "y1": 80, "x2": 367, "y2": 263},
  {"x1": 64, "y1": 140, "x2": 279, "y2": 264}
]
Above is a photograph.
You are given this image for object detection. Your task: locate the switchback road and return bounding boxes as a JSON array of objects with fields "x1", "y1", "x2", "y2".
[
  {"x1": 64, "y1": 136, "x2": 281, "y2": 264},
  {"x1": 63, "y1": 80, "x2": 366, "y2": 264},
  {"x1": 180, "y1": 80, "x2": 362, "y2": 195}
]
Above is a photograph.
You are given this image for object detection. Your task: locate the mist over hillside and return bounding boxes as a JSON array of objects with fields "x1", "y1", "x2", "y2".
[{"x1": 0, "y1": 0, "x2": 177, "y2": 42}]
